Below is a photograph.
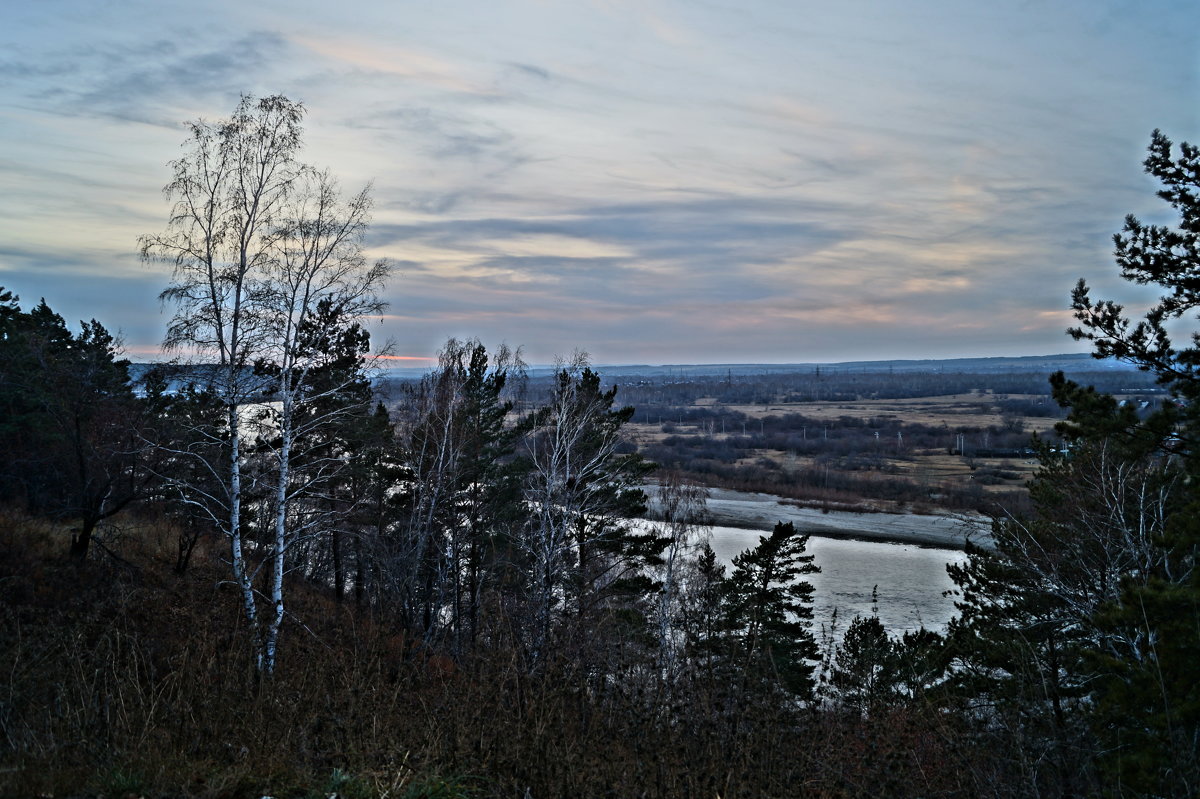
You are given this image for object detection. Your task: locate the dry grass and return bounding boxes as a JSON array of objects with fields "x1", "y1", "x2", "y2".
[
  {"x1": 0, "y1": 507, "x2": 1015, "y2": 799},
  {"x1": 626, "y1": 393, "x2": 1051, "y2": 514},
  {"x1": 699, "y1": 393, "x2": 1059, "y2": 432}
]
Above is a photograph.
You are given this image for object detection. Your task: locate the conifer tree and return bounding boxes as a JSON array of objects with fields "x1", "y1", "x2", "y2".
[
  {"x1": 0, "y1": 290, "x2": 148, "y2": 558},
  {"x1": 722, "y1": 521, "x2": 819, "y2": 697},
  {"x1": 950, "y1": 130, "x2": 1200, "y2": 796},
  {"x1": 827, "y1": 614, "x2": 901, "y2": 715},
  {"x1": 519, "y1": 359, "x2": 659, "y2": 664},
  {"x1": 394, "y1": 339, "x2": 525, "y2": 649},
  {"x1": 1066, "y1": 129, "x2": 1200, "y2": 795}
]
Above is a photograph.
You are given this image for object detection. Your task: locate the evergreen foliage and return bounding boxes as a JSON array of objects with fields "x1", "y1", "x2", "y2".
[
  {"x1": 517, "y1": 361, "x2": 661, "y2": 664},
  {"x1": 721, "y1": 521, "x2": 819, "y2": 697},
  {"x1": 827, "y1": 614, "x2": 900, "y2": 714},
  {"x1": 1065, "y1": 129, "x2": 1200, "y2": 796},
  {"x1": 10, "y1": 106, "x2": 1200, "y2": 799},
  {"x1": 943, "y1": 129, "x2": 1200, "y2": 795},
  {"x1": 0, "y1": 289, "x2": 148, "y2": 559}
]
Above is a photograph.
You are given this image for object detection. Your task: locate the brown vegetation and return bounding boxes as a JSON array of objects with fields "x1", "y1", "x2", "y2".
[
  {"x1": 1, "y1": 509, "x2": 1010, "y2": 798},
  {"x1": 616, "y1": 387, "x2": 1126, "y2": 517}
]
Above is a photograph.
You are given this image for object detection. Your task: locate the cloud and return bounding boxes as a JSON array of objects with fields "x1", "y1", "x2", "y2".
[
  {"x1": 0, "y1": 256, "x2": 165, "y2": 353},
  {"x1": 10, "y1": 31, "x2": 290, "y2": 127},
  {"x1": 291, "y1": 36, "x2": 495, "y2": 97},
  {"x1": 506, "y1": 62, "x2": 552, "y2": 81},
  {"x1": 0, "y1": 60, "x2": 80, "y2": 79},
  {"x1": 1, "y1": 0, "x2": 1194, "y2": 364},
  {"x1": 365, "y1": 192, "x2": 867, "y2": 327},
  {"x1": 364, "y1": 106, "x2": 516, "y2": 161}
]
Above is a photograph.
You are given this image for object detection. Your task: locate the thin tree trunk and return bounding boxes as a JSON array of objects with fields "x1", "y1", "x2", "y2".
[
  {"x1": 264, "y1": 393, "x2": 293, "y2": 676},
  {"x1": 333, "y1": 527, "x2": 345, "y2": 602},
  {"x1": 69, "y1": 515, "x2": 96, "y2": 560},
  {"x1": 227, "y1": 401, "x2": 261, "y2": 669}
]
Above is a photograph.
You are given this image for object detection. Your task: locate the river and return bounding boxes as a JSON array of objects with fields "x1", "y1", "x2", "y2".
[{"x1": 706, "y1": 524, "x2": 967, "y2": 637}]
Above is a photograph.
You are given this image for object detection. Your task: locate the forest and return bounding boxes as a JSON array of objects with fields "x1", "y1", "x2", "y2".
[{"x1": 0, "y1": 97, "x2": 1197, "y2": 798}]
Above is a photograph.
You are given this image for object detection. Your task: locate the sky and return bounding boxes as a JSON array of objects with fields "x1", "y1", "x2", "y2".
[{"x1": 1, "y1": 1, "x2": 1197, "y2": 366}]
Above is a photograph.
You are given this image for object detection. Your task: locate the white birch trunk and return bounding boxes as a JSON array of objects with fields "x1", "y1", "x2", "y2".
[
  {"x1": 264, "y1": 389, "x2": 293, "y2": 675},
  {"x1": 146, "y1": 96, "x2": 389, "y2": 676},
  {"x1": 226, "y1": 398, "x2": 262, "y2": 669}
]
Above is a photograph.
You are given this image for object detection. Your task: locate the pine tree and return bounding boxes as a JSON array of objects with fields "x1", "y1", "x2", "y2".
[
  {"x1": 722, "y1": 521, "x2": 820, "y2": 697},
  {"x1": 827, "y1": 614, "x2": 901, "y2": 715},
  {"x1": 0, "y1": 290, "x2": 149, "y2": 558},
  {"x1": 1066, "y1": 129, "x2": 1200, "y2": 795},
  {"x1": 518, "y1": 360, "x2": 659, "y2": 664},
  {"x1": 391, "y1": 339, "x2": 528, "y2": 649},
  {"x1": 946, "y1": 129, "x2": 1200, "y2": 795}
]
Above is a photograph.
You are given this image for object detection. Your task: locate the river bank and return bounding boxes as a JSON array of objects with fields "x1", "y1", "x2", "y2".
[{"x1": 650, "y1": 486, "x2": 993, "y2": 549}]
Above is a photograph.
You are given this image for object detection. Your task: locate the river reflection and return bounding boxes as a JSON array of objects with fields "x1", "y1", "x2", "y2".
[{"x1": 707, "y1": 525, "x2": 966, "y2": 637}]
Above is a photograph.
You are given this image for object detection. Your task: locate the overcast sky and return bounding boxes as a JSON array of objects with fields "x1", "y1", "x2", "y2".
[{"x1": 1, "y1": 0, "x2": 1197, "y2": 365}]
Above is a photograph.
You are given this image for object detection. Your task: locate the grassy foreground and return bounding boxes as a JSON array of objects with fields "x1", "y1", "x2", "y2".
[{"x1": 0, "y1": 510, "x2": 1002, "y2": 799}]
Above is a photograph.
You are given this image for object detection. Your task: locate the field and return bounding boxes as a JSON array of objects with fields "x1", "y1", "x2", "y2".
[
  {"x1": 723, "y1": 393, "x2": 1062, "y2": 429},
  {"x1": 606, "y1": 368, "x2": 1162, "y2": 516},
  {"x1": 626, "y1": 396, "x2": 1043, "y2": 514},
  {"x1": 383, "y1": 364, "x2": 1162, "y2": 518}
]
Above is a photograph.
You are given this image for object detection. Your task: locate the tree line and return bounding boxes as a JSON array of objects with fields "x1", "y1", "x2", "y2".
[
  {"x1": 614, "y1": 366, "x2": 1159, "y2": 408},
  {"x1": 638, "y1": 409, "x2": 1035, "y2": 512}
]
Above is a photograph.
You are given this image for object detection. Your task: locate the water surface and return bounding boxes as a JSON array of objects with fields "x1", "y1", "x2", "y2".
[{"x1": 707, "y1": 525, "x2": 966, "y2": 637}]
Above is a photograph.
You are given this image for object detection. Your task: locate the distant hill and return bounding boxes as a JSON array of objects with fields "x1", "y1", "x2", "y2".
[
  {"x1": 581, "y1": 353, "x2": 1131, "y2": 379},
  {"x1": 128, "y1": 353, "x2": 1135, "y2": 386}
]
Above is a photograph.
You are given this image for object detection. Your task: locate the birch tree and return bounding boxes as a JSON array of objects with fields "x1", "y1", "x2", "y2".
[
  {"x1": 392, "y1": 339, "x2": 524, "y2": 651},
  {"x1": 255, "y1": 171, "x2": 389, "y2": 673},
  {"x1": 518, "y1": 357, "x2": 658, "y2": 661},
  {"x1": 649, "y1": 473, "x2": 710, "y2": 682},
  {"x1": 141, "y1": 95, "x2": 389, "y2": 674}
]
